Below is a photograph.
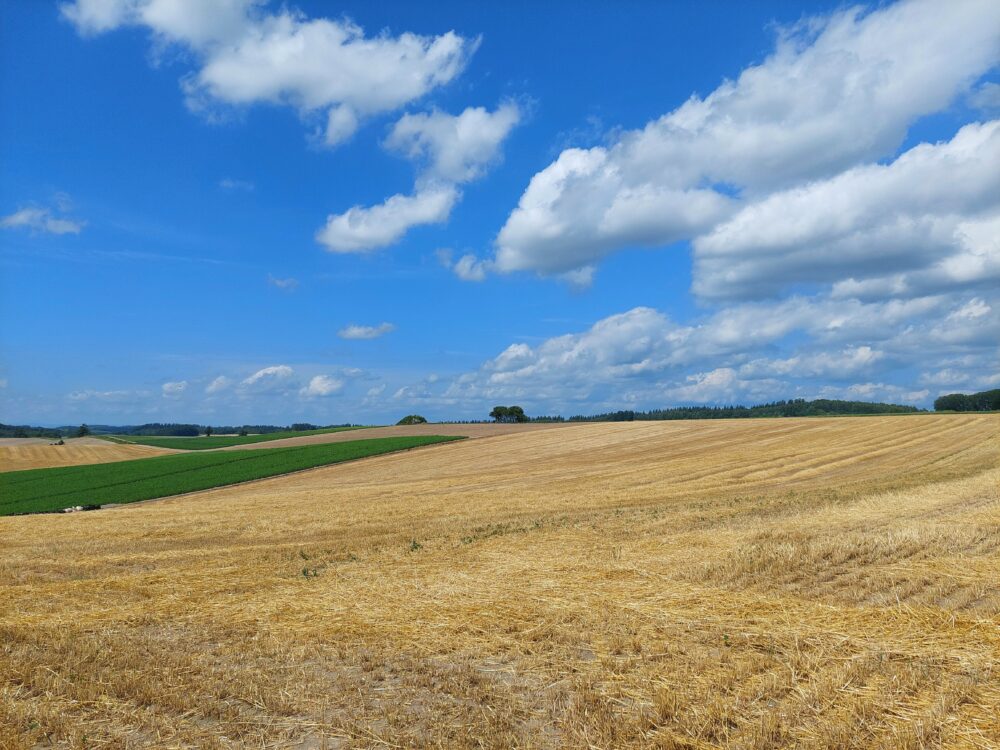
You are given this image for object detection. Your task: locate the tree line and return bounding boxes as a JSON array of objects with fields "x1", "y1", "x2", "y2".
[
  {"x1": 933, "y1": 389, "x2": 1000, "y2": 412},
  {"x1": 527, "y1": 398, "x2": 922, "y2": 423}
]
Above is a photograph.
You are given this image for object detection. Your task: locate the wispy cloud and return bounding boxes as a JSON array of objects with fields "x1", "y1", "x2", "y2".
[
  {"x1": 220, "y1": 177, "x2": 254, "y2": 191},
  {"x1": 267, "y1": 274, "x2": 299, "y2": 291},
  {"x1": 161, "y1": 380, "x2": 188, "y2": 397},
  {"x1": 338, "y1": 322, "x2": 396, "y2": 340},
  {"x1": 2, "y1": 203, "x2": 85, "y2": 235}
]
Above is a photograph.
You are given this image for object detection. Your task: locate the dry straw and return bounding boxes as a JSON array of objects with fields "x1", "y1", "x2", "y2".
[{"x1": 1, "y1": 414, "x2": 998, "y2": 748}]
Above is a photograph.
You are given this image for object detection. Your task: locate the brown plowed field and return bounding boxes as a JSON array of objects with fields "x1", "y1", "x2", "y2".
[
  {"x1": 0, "y1": 437, "x2": 174, "y2": 472},
  {"x1": 1, "y1": 414, "x2": 998, "y2": 748}
]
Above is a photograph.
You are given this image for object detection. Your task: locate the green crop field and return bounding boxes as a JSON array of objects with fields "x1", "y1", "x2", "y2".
[
  {"x1": 0, "y1": 436, "x2": 462, "y2": 516},
  {"x1": 108, "y1": 425, "x2": 369, "y2": 450}
]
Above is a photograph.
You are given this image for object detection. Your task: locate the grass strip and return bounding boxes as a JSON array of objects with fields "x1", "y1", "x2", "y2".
[
  {"x1": 106, "y1": 425, "x2": 370, "y2": 450},
  {"x1": 0, "y1": 436, "x2": 463, "y2": 515}
]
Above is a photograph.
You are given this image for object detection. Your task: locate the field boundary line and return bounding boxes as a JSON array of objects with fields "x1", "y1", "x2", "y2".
[{"x1": 96, "y1": 437, "x2": 468, "y2": 513}]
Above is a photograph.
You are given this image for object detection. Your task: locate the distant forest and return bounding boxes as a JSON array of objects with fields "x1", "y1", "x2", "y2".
[
  {"x1": 0, "y1": 422, "x2": 355, "y2": 439},
  {"x1": 0, "y1": 424, "x2": 64, "y2": 439},
  {"x1": 5, "y1": 390, "x2": 996, "y2": 440},
  {"x1": 933, "y1": 389, "x2": 1000, "y2": 412},
  {"x1": 531, "y1": 398, "x2": 923, "y2": 423}
]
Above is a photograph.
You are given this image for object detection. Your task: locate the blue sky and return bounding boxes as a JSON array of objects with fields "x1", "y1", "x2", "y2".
[{"x1": 1, "y1": 0, "x2": 998, "y2": 426}]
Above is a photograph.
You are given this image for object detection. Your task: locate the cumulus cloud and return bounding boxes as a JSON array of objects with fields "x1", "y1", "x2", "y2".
[
  {"x1": 161, "y1": 380, "x2": 188, "y2": 396},
  {"x1": 318, "y1": 103, "x2": 520, "y2": 253},
  {"x1": 316, "y1": 186, "x2": 457, "y2": 253},
  {"x1": 299, "y1": 374, "x2": 344, "y2": 397},
  {"x1": 490, "y1": 0, "x2": 1000, "y2": 278},
  {"x1": 969, "y1": 81, "x2": 1000, "y2": 112},
  {"x1": 436, "y1": 248, "x2": 490, "y2": 281},
  {"x1": 1, "y1": 205, "x2": 84, "y2": 235},
  {"x1": 61, "y1": 0, "x2": 474, "y2": 146},
  {"x1": 694, "y1": 120, "x2": 1000, "y2": 300},
  {"x1": 385, "y1": 103, "x2": 521, "y2": 183},
  {"x1": 338, "y1": 322, "x2": 395, "y2": 340},
  {"x1": 428, "y1": 289, "x2": 997, "y2": 411}
]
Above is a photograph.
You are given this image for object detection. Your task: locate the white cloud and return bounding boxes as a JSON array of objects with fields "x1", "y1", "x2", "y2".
[
  {"x1": 694, "y1": 120, "x2": 1000, "y2": 300},
  {"x1": 267, "y1": 274, "x2": 298, "y2": 290},
  {"x1": 385, "y1": 103, "x2": 521, "y2": 183},
  {"x1": 491, "y1": 0, "x2": 1000, "y2": 278},
  {"x1": 969, "y1": 81, "x2": 1000, "y2": 112},
  {"x1": 948, "y1": 297, "x2": 991, "y2": 321},
  {"x1": 205, "y1": 375, "x2": 232, "y2": 394},
  {"x1": 161, "y1": 380, "x2": 188, "y2": 396},
  {"x1": 220, "y1": 177, "x2": 254, "y2": 191},
  {"x1": 61, "y1": 0, "x2": 475, "y2": 146},
  {"x1": 67, "y1": 389, "x2": 145, "y2": 402},
  {"x1": 338, "y1": 322, "x2": 396, "y2": 340},
  {"x1": 241, "y1": 364, "x2": 293, "y2": 387},
  {"x1": 437, "y1": 248, "x2": 490, "y2": 281},
  {"x1": 299, "y1": 374, "x2": 344, "y2": 397},
  {"x1": 1, "y1": 206, "x2": 84, "y2": 235},
  {"x1": 317, "y1": 186, "x2": 457, "y2": 252},
  {"x1": 840, "y1": 382, "x2": 930, "y2": 403},
  {"x1": 319, "y1": 103, "x2": 520, "y2": 253},
  {"x1": 60, "y1": 0, "x2": 135, "y2": 35},
  {"x1": 431, "y1": 288, "x2": 997, "y2": 411},
  {"x1": 739, "y1": 347, "x2": 884, "y2": 380}
]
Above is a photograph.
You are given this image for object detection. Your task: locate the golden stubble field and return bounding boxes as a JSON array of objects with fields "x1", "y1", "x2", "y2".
[
  {"x1": 0, "y1": 438, "x2": 173, "y2": 472},
  {"x1": 1, "y1": 414, "x2": 998, "y2": 749}
]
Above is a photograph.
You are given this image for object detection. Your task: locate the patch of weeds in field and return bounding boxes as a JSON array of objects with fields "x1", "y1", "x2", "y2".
[{"x1": 409, "y1": 539, "x2": 423, "y2": 552}]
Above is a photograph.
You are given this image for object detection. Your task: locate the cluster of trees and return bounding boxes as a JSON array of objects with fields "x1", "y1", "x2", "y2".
[
  {"x1": 529, "y1": 398, "x2": 922, "y2": 423},
  {"x1": 397, "y1": 415, "x2": 428, "y2": 425},
  {"x1": 934, "y1": 389, "x2": 1000, "y2": 412},
  {"x1": 489, "y1": 405, "x2": 529, "y2": 423}
]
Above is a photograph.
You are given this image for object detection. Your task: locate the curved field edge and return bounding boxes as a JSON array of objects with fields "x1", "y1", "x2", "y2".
[
  {"x1": 0, "y1": 436, "x2": 463, "y2": 515},
  {"x1": 103, "y1": 425, "x2": 370, "y2": 450}
]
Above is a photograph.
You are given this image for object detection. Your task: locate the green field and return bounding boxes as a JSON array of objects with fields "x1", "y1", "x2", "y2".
[
  {"x1": 1, "y1": 436, "x2": 462, "y2": 516},
  {"x1": 107, "y1": 425, "x2": 369, "y2": 450}
]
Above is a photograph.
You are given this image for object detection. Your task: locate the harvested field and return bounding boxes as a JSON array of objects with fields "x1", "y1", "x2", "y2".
[
  {"x1": 218, "y1": 420, "x2": 571, "y2": 450},
  {"x1": 115, "y1": 425, "x2": 367, "y2": 450},
  {"x1": 0, "y1": 437, "x2": 173, "y2": 472},
  {"x1": 1, "y1": 414, "x2": 998, "y2": 749}
]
